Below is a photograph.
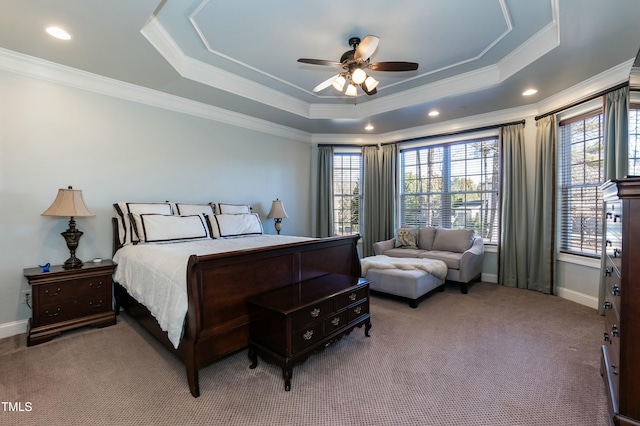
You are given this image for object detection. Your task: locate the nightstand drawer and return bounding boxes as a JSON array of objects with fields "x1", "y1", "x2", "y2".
[
  {"x1": 37, "y1": 274, "x2": 112, "y2": 304},
  {"x1": 36, "y1": 295, "x2": 111, "y2": 326}
]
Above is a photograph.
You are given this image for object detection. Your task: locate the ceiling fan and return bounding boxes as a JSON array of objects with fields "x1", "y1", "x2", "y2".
[{"x1": 297, "y1": 35, "x2": 418, "y2": 96}]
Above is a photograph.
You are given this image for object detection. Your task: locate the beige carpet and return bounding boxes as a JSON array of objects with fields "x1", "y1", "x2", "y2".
[{"x1": 0, "y1": 282, "x2": 608, "y2": 426}]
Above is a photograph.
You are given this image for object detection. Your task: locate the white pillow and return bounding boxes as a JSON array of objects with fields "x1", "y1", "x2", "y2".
[
  {"x1": 114, "y1": 202, "x2": 173, "y2": 245},
  {"x1": 175, "y1": 203, "x2": 215, "y2": 217},
  {"x1": 211, "y1": 203, "x2": 251, "y2": 215},
  {"x1": 131, "y1": 213, "x2": 209, "y2": 243},
  {"x1": 208, "y1": 213, "x2": 263, "y2": 238}
]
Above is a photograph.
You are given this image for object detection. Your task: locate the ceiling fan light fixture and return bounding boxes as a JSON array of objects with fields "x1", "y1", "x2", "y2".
[
  {"x1": 345, "y1": 84, "x2": 358, "y2": 97},
  {"x1": 351, "y1": 68, "x2": 367, "y2": 85},
  {"x1": 364, "y1": 76, "x2": 379, "y2": 92},
  {"x1": 332, "y1": 75, "x2": 346, "y2": 92}
]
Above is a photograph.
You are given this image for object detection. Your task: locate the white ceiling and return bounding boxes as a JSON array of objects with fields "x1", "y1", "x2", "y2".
[{"x1": 1, "y1": 0, "x2": 639, "y2": 136}]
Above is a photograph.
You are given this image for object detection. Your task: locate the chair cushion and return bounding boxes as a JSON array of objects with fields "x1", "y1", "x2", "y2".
[
  {"x1": 431, "y1": 228, "x2": 474, "y2": 253},
  {"x1": 418, "y1": 227, "x2": 437, "y2": 250},
  {"x1": 418, "y1": 250, "x2": 463, "y2": 269},
  {"x1": 383, "y1": 248, "x2": 422, "y2": 258}
]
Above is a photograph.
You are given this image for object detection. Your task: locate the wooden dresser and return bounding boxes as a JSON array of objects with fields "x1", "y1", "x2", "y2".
[
  {"x1": 24, "y1": 260, "x2": 117, "y2": 346},
  {"x1": 601, "y1": 178, "x2": 640, "y2": 425},
  {"x1": 246, "y1": 273, "x2": 371, "y2": 391}
]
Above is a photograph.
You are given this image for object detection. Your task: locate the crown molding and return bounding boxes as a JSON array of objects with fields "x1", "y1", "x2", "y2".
[{"x1": 0, "y1": 47, "x2": 312, "y2": 143}]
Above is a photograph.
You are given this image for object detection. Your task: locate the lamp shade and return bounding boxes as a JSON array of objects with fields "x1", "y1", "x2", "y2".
[
  {"x1": 42, "y1": 186, "x2": 93, "y2": 217},
  {"x1": 267, "y1": 199, "x2": 288, "y2": 219}
]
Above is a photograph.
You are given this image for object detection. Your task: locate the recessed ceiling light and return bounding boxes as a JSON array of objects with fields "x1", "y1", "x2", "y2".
[
  {"x1": 46, "y1": 27, "x2": 71, "y2": 41},
  {"x1": 365, "y1": 124, "x2": 374, "y2": 131},
  {"x1": 428, "y1": 110, "x2": 440, "y2": 117},
  {"x1": 522, "y1": 89, "x2": 538, "y2": 96}
]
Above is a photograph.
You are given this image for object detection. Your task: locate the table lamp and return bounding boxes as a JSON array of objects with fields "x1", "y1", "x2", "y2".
[
  {"x1": 42, "y1": 186, "x2": 94, "y2": 269},
  {"x1": 267, "y1": 199, "x2": 288, "y2": 235}
]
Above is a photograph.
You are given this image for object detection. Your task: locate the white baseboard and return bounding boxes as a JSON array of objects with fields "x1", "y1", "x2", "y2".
[
  {"x1": 0, "y1": 319, "x2": 28, "y2": 340},
  {"x1": 481, "y1": 273, "x2": 498, "y2": 283},
  {"x1": 555, "y1": 286, "x2": 599, "y2": 310}
]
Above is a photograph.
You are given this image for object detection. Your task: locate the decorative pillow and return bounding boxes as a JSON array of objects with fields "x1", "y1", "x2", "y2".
[
  {"x1": 113, "y1": 202, "x2": 173, "y2": 245},
  {"x1": 431, "y1": 228, "x2": 475, "y2": 253},
  {"x1": 211, "y1": 203, "x2": 251, "y2": 215},
  {"x1": 418, "y1": 227, "x2": 437, "y2": 250},
  {"x1": 130, "y1": 213, "x2": 209, "y2": 243},
  {"x1": 208, "y1": 213, "x2": 263, "y2": 238},
  {"x1": 395, "y1": 227, "x2": 420, "y2": 249},
  {"x1": 175, "y1": 203, "x2": 215, "y2": 217}
]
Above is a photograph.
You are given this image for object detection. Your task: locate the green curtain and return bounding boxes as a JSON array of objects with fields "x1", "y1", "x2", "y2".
[
  {"x1": 528, "y1": 116, "x2": 556, "y2": 294},
  {"x1": 598, "y1": 87, "x2": 629, "y2": 314},
  {"x1": 316, "y1": 146, "x2": 334, "y2": 238},
  {"x1": 499, "y1": 123, "x2": 528, "y2": 288},
  {"x1": 380, "y1": 144, "x2": 397, "y2": 242},
  {"x1": 362, "y1": 145, "x2": 380, "y2": 257}
]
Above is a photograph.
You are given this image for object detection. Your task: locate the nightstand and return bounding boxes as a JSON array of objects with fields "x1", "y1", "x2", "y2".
[{"x1": 23, "y1": 260, "x2": 117, "y2": 346}]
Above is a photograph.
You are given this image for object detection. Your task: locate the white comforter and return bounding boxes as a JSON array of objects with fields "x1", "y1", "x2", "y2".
[
  {"x1": 113, "y1": 235, "x2": 313, "y2": 348},
  {"x1": 360, "y1": 255, "x2": 448, "y2": 279}
]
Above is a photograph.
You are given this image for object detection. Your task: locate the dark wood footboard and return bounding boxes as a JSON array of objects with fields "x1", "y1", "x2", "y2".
[{"x1": 112, "y1": 218, "x2": 361, "y2": 397}]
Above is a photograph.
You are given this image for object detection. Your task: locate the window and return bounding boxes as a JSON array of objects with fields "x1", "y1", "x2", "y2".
[
  {"x1": 558, "y1": 110, "x2": 604, "y2": 257},
  {"x1": 333, "y1": 153, "x2": 361, "y2": 236},
  {"x1": 399, "y1": 137, "x2": 500, "y2": 243},
  {"x1": 630, "y1": 106, "x2": 640, "y2": 175}
]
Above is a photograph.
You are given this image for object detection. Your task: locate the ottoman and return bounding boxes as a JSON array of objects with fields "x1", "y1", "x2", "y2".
[{"x1": 364, "y1": 267, "x2": 445, "y2": 308}]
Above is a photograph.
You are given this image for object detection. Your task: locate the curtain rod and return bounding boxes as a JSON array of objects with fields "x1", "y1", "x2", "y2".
[
  {"x1": 317, "y1": 143, "x2": 369, "y2": 148},
  {"x1": 535, "y1": 82, "x2": 628, "y2": 121},
  {"x1": 381, "y1": 119, "x2": 526, "y2": 146}
]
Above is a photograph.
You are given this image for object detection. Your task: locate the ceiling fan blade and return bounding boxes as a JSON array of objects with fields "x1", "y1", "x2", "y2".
[
  {"x1": 297, "y1": 58, "x2": 342, "y2": 67},
  {"x1": 355, "y1": 35, "x2": 379, "y2": 61},
  {"x1": 313, "y1": 74, "x2": 340, "y2": 92},
  {"x1": 368, "y1": 61, "x2": 419, "y2": 72}
]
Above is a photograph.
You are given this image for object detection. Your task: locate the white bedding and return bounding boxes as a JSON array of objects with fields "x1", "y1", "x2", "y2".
[{"x1": 113, "y1": 235, "x2": 314, "y2": 348}]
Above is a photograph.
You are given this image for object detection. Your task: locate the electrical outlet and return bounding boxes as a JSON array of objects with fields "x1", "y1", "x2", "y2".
[{"x1": 21, "y1": 290, "x2": 31, "y2": 305}]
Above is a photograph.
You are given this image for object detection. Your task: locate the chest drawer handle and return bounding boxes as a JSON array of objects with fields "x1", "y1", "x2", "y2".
[
  {"x1": 331, "y1": 317, "x2": 340, "y2": 326},
  {"x1": 45, "y1": 307, "x2": 62, "y2": 317},
  {"x1": 45, "y1": 288, "x2": 62, "y2": 297},
  {"x1": 611, "y1": 325, "x2": 619, "y2": 337},
  {"x1": 603, "y1": 332, "x2": 610, "y2": 342},
  {"x1": 354, "y1": 306, "x2": 362, "y2": 315},
  {"x1": 603, "y1": 268, "x2": 611, "y2": 277},
  {"x1": 89, "y1": 300, "x2": 103, "y2": 308},
  {"x1": 612, "y1": 285, "x2": 620, "y2": 296},
  {"x1": 89, "y1": 281, "x2": 103, "y2": 289},
  {"x1": 303, "y1": 330, "x2": 313, "y2": 340},
  {"x1": 349, "y1": 293, "x2": 357, "y2": 301},
  {"x1": 310, "y1": 308, "x2": 320, "y2": 318}
]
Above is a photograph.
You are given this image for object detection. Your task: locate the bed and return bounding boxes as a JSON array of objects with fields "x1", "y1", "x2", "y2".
[{"x1": 111, "y1": 202, "x2": 361, "y2": 397}]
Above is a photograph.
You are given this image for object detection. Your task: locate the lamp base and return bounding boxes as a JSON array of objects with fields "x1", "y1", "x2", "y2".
[
  {"x1": 61, "y1": 218, "x2": 84, "y2": 269},
  {"x1": 274, "y1": 218, "x2": 282, "y2": 235}
]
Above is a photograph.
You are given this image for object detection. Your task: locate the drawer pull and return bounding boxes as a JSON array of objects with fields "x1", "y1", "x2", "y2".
[
  {"x1": 603, "y1": 301, "x2": 612, "y2": 310},
  {"x1": 613, "y1": 248, "x2": 621, "y2": 258},
  {"x1": 604, "y1": 268, "x2": 611, "y2": 277},
  {"x1": 606, "y1": 239, "x2": 612, "y2": 247},
  {"x1": 349, "y1": 293, "x2": 357, "y2": 301},
  {"x1": 89, "y1": 281, "x2": 103, "y2": 289},
  {"x1": 303, "y1": 330, "x2": 313, "y2": 340},
  {"x1": 310, "y1": 308, "x2": 320, "y2": 318},
  {"x1": 611, "y1": 325, "x2": 619, "y2": 337},
  {"x1": 45, "y1": 288, "x2": 62, "y2": 297},
  {"x1": 89, "y1": 300, "x2": 103, "y2": 308},
  {"x1": 331, "y1": 317, "x2": 340, "y2": 326},
  {"x1": 603, "y1": 332, "x2": 609, "y2": 342},
  {"x1": 45, "y1": 307, "x2": 62, "y2": 317},
  {"x1": 354, "y1": 306, "x2": 362, "y2": 315},
  {"x1": 612, "y1": 285, "x2": 621, "y2": 296}
]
